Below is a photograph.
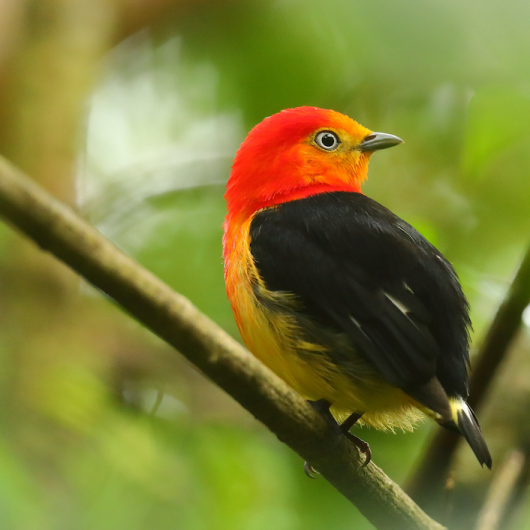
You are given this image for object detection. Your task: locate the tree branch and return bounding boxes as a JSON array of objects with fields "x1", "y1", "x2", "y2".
[
  {"x1": 0, "y1": 155, "x2": 445, "y2": 530},
  {"x1": 406, "y1": 242, "x2": 530, "y2": 506}
]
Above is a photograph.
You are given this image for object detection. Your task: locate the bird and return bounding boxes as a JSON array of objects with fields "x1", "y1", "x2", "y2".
[{"x1": 222, "y1": 106, "x2": 492, "y2": 470}]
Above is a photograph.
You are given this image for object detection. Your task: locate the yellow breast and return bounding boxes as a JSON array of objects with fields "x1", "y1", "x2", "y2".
[{"x1": 224, "y1": 214, "x2": 424, "y2": 432}]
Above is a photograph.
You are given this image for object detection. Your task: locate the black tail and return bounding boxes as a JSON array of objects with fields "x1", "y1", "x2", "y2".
[
  {"x1": 407, "y1": 379, "x2": 492, "y2": 469},
  {"x1": 443, "y1": 398, "x2": 492, "y2": 469}
]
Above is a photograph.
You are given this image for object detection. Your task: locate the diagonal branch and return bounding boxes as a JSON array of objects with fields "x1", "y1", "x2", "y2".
[{"x1": 0, "y1": 155, "x2": 445, "y2": 530}]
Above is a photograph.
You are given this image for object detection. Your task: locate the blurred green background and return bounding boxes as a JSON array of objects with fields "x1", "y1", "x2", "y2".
[{"x1": 0, "y1": 0, "x2": 529, "y2": 529}]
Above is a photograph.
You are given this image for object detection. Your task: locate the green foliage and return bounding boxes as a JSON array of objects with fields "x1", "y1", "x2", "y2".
[{"x1": 462, "y1": 87, "x2": 530, "y2": 177}]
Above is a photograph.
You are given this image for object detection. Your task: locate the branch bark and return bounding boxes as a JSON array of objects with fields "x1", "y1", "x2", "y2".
[{"x1": 0, "y1": 155, "x2": 445, "y2": 530}]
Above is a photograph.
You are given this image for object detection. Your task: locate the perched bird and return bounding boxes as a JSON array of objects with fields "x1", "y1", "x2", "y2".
[{"x1": 223, "y1": 106, "x2": 492, "y2": 469}]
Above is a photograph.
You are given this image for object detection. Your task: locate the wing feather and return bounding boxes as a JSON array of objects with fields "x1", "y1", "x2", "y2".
[{"x1": 249, "y1": 192, "x2": 470, "y2": 393}]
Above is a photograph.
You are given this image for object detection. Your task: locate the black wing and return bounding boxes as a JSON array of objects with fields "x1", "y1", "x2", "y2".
[{"x1": 249, "y1": 191, "x2": 470, "y2": 397}]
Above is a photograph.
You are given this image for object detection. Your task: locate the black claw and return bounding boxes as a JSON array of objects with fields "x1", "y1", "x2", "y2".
[
  {"x1": 349, "y1": 435, "x2": 372, "y2": 467},
  {"x1": 362, "y1": 447, "x2": 372, "y2": 467},
  {"x1": 304, "y1": 461, "x2": 320, "y2": 478},
  {"x1": 343, "y1": 431, "x2": 371, "y2": 466}
]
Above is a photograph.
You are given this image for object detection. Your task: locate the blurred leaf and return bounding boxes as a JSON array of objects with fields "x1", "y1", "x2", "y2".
[
  {"x1": 462, "y1": 87, "x2": 530, "y2": 176},
  {"x1": 134, "y1": 184, "x2": 237, "y2": 336},
  {"x1": 0, "y1": 442, "x2": 47, "y2": 530}
]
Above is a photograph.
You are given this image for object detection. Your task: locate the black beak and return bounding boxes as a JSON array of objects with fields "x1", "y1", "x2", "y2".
[{"x1": 360, "y1": 132, "x2": 403, "y2": 152}]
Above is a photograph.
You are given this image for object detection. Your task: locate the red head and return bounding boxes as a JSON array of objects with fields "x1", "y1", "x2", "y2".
[{"x1": 225, "y1": 106, "x2": 402, "y2": 224}]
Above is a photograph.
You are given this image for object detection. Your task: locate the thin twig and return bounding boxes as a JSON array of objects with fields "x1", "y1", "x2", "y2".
[
  {"x1": 406, "y1": 243, "x2": 530, "y2": 506},
  {"x1": 474, "y1": 449, "x2": 525, "y2": 530},
  {"x1": 0, "y1": 155, "x2": 445, "y2": 530}
]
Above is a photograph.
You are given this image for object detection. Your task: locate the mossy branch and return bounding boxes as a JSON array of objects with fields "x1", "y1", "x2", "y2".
[{"x1": 0, "y1": 155, "x2": 445, "y2": 530}]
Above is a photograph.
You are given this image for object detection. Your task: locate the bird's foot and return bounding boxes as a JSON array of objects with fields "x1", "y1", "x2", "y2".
[
  {"x1": 340, "y1": 412, "x2": 371, "y2": 467},
  {"x1": 343, "y1": 431, "x2": 371, "y2": 467},
  {"x1": 304, "y1": 401, "x2": 371, "y2": 475}
]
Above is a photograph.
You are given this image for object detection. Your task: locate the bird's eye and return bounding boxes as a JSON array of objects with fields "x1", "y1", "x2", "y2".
[{"x1": 315, "y1": 131, "x2": 340, "y2": 151}]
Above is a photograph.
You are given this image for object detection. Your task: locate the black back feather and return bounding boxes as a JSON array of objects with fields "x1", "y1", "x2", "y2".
[{"x1": 249, "y1": 191, "x2": 471, "y2": 397}]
